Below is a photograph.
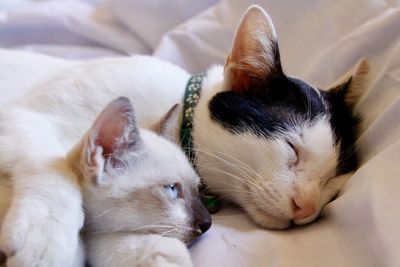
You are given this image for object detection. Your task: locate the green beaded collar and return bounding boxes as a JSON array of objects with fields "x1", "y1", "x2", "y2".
[
  {"x1": 180, "y1": 74, "x2": 221, "y2": 214},
  {"x1": 180, "y1": 73, "x2": 204, "y2": 164}
]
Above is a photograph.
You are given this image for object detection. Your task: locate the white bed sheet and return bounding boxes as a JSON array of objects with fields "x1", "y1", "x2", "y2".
[{"x1": 1, "y1": 0, "x2": 400, "y2": 266}]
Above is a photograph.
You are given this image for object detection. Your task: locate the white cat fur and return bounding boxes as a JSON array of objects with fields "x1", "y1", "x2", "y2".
[
  {"x1": 0, "y1": 57, "x2": 202, "y2": 266},
  {"x1": 0, "y1": 5, "x2": 367, "y2": 266}
]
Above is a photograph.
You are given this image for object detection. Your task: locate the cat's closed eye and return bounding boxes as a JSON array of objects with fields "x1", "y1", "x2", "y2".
[
  {"x1": 164, "y1": 183, "x2": 183, "y2": 200},
  {"x1": 286, "y1": 140, "x2": 299, "y2": 167}
]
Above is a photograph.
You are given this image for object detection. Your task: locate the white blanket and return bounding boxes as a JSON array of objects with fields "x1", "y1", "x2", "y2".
[{"x1": 1, "y1": 0, "x2": 399, "y2": 266}]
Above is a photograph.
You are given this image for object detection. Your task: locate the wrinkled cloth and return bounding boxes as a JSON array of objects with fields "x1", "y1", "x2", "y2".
[{"x1": 0, "y1": 0, "x2": 399, "y2": 266}]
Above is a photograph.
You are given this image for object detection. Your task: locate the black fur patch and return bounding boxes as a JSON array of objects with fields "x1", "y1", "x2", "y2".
[
  {"x1": 208, "y1": 76, "x2": 359, "y2": 175},
  {"x1": 209, "y1": 76, "x2": 326, "y2": 139},
  {"x1": 323, "y1": 87, "x2": 359, "y2": 175},
  {"x1": 0, "y1": 250, "x2": 5, "y2": 265}
]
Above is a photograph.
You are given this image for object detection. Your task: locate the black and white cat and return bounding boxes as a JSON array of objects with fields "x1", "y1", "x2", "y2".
[
  {"x1": 193, "y1": 6, "x2": 368, "y2": 228},
  {"x1": 0, "y1": 5, "x2": 367, "y2": 267}
]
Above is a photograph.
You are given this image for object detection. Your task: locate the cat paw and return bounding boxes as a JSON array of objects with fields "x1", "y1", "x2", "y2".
[
  {"x1": 144, "y1": 238, "x2": 193, "y2": 267},
  {"x1": 0, "y1": 201, "x2": 84, "y2": 267}
]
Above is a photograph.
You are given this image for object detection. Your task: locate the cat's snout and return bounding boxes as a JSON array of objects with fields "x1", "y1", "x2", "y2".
[
  {"x1": 291, "y1": 197, "x2": 316, "y2": 220},
  {"x1": 186, "y1": 196, "x2": 212, "y2": 245},
  {"x1": 196, "y1": 213, "x2": 212, "y2": 234},
  {"x1": 192, "y1": 197, "x2": 212, "y2": 234}
]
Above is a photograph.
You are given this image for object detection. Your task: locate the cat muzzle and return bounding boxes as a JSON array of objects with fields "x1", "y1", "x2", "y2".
[
  {"x1": 187, "y1": 196, "x2": 212, "y2": 244},
  {"x1": 291, "y1": 197, "x2": 317, "y2": 220}
]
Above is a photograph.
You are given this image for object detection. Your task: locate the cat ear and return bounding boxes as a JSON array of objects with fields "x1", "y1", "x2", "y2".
[
  {"x1": 343, "y1": 58, "x2": 370, "y2": 107},
  {"x1": 224, "y1": 5, "x2": 282, "y2": 92},
  {"x1": 329, "y1": 59, "x2": 370, "y2": 108},
  {"x1": 150, "y1": 104, "x2": 181, "y2": 143},
  {"x1": 84, "y1": 97, "x2": 141, "y2": 184}
]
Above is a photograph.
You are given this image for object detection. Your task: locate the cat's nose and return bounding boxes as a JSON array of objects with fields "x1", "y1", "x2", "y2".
[
  {"x1": 195, "y1": 205, "x2": 212, "y2": 233},
  {"x1": 193, "y1": 198, "x2": 212, "y2": 234},
  {"x1": 197, "y1": 216, "x2": 212, "y2": 233},
  {"x1": 291, "y1": 197, "x2": 316, "y2": 220}
]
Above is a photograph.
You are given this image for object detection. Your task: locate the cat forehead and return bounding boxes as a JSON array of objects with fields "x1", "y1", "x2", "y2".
[
  {"x1": 102, "y1": 156, "x2": 200, "y2": 198},
  {"x1": 126, "y1": 131, "x2": 200, "y2": 186},
  {"x1": 208, "y1": 74, "x2": 359, "y2": 176},
  {"x1": 209, "y1": 76, "x2": 327, "y2": 139}
]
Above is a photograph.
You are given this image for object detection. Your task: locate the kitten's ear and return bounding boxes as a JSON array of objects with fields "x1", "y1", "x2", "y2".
[
  {"x1": 84, "y1": 97, "x2": 141, "y2": 184},
  {"x1": 150, "y1": 104, "x2": 181, "y2": 143},
  {"x1": 329, "y1": 59, "x2": 370, "y2": 108},
  {"x1": 224, "y1": 5, "x2": 282, "y2": 92}
]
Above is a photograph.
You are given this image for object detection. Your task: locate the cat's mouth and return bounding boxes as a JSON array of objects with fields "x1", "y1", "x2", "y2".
[
  {"x1": 254, "y1": 198, "x2": 323, "y2": 228},
  {"x1": 291, "y1": 207, "x2": 322, "y2": 226},
  {"x1": 248, "y1": 199, "x2": 292, "y2": 230},
  {"x1": 185, "y1": 228, "x2": 206, "y2": 246}
]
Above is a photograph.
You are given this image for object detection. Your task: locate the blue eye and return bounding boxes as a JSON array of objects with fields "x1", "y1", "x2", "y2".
[{"x1": 164, "y1": 183, "x2": 181, "y2": 200}]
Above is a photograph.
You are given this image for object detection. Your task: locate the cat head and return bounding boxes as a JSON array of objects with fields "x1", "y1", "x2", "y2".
[
  {"x1": 68, "y1": 97, "x2": 211, "y2": 244},
  {"x1": 193, "y1": 6, "x2": 368, "y2": 229}
]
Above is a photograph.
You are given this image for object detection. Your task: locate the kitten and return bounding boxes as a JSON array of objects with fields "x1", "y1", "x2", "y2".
[
  {"x1": 0, "y1": 5, "x2": 368, "y2": 266},
  {"x1": 0, "y1": 97, "x2": 210, "y2": 267},
  {"x1": 71, "y1": 97, "x2": 211, "y2": 267}
]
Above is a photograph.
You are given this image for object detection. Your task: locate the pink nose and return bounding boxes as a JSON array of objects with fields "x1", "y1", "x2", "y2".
[{"x1": 292, "y1": 197, "x2": 316, "y2": 220}]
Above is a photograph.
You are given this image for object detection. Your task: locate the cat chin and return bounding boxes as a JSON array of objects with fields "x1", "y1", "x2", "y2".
[
  {"x1": 243, "y1": 201, "x2": 291, "y2": 230},
  {"x1": 185, "y1": 231, "x2": 207, "y2": 247},
  {"x1": 292, "y1": 209, "x2": 321, "y2": 226},
  {"x1": 245, "y1": 202, "x2": 323, "y2": 229}
]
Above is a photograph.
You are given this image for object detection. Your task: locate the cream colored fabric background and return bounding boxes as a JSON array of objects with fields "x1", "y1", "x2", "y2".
[{"x1": 1, "y1": 0, "x2": 399, "y2": 266}]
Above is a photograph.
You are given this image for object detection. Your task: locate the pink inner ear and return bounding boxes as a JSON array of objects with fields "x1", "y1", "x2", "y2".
[
  {"x1": 225, "y1": 57, "x2": 254, "y2": 92},
  {"x1": 90, "y1": 97, "x2": 137, "y2": 158},
  {"x1": 225, "y1": 5, "x2": 280, "y2": 92},
  {"x1": 95, "y1": 117, "x2": 125, "y2": 156}
]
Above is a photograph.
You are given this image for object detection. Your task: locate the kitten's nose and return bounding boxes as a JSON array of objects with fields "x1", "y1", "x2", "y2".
[
  {"x1": 193, "y1": 197, "x2": 212, "y2": 234},
  {"x1": 196, "y1": 213, "x2": 212, "y2": 233},
  {"x1": 292, "y1": 197, "x2": 316, "y2": 220}
]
